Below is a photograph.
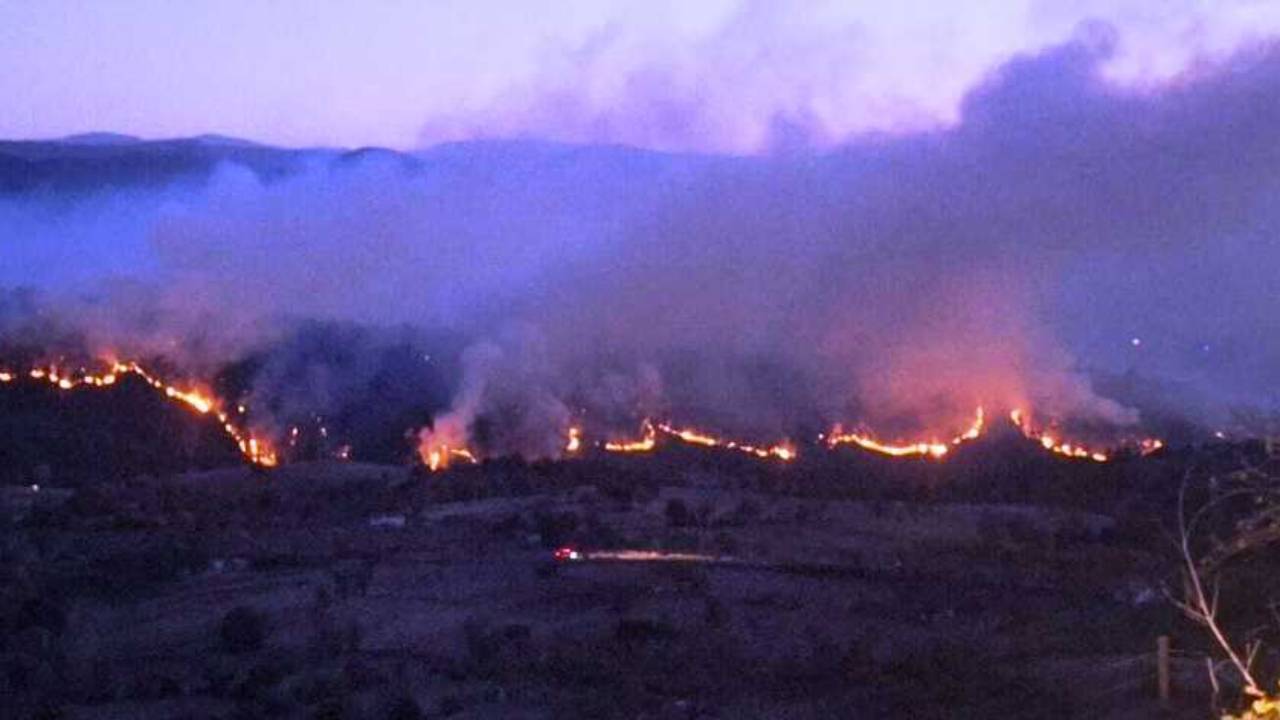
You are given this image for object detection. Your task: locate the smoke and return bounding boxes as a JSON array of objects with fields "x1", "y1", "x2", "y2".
[
  {"x1": 418, "y1": 326, "x2": 573, "y2": 464},
  {"x1": 3, "y1": 35, "x2": 1280, "y2": 459},
  {"x1": 415, "y1": 1, "x2": 1280, "y2": 154}
]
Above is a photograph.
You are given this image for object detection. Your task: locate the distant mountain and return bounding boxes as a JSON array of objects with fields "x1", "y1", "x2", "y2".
[
  {"x1": 0, "y1": 134, "x2": 345, "y2": 194},
  {"x1": 54, "y1": 131, "x2": 264, "y2": 148},
  {"x1": 59, "y1": 132, "x2": 143, "y2": 146},
  {"x1": 188, "y1": 133, "x2": 263, "y2": 148},
  {"x1": 0, "y1": 133, "x2": 685, "y2": 196}
]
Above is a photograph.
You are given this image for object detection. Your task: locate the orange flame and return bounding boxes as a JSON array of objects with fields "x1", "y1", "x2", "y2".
[
  {"x1": 604, "y1": 420, "x2": 657, "y2": 453},
  {"x1": 654, "y1": 422, "x2": 796, "y2": 461},
  {"x1": 598, "y1": 419, "x2": 794, "y2": 461},
  {"x1": 1009, "y1": 408, "x2": 1109, "y2": 463},
  {"x1": 826, "y1": 406, "x2": 985, "y2": 459},
  {"x1": 424, "y1": 446, "x2": 478, "y2": 472},
  {"x1": 3, "y1": 360, "x2": 277, "y2": 467},
  {"x1": 421, "y1": 424, "x2": 581, "y2": 473}
]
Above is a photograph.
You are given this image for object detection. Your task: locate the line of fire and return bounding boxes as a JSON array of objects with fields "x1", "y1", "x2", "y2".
[{"x1": 2, "y1": 357, "x2": 1165, "y2": 474}]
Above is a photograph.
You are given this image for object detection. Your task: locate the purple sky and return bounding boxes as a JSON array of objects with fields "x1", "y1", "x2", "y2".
[{"x1": 4, "y1": 1, "x2": 1280, "y2": 152}]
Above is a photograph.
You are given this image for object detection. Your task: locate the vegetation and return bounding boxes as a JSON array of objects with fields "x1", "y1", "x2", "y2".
[
  {"x1": 7, "y1": 437, "x2": 1275, "y2": 716},
  {"x1": 1171, "y1": 443, "x2": 1280, "y2": 718}
]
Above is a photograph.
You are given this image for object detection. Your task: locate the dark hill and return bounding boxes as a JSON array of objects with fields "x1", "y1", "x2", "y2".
[
  {"x1": 0, "y1": 373, "x2": 244, "y2": 484},
  {"x1": 0, "y1": 136, "x2": 340, "y2": 194}
]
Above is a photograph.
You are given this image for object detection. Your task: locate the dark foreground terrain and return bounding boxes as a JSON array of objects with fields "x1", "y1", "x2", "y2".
[{"x1": 0, "y1": 449, "x2": 1228, "y2": 719}]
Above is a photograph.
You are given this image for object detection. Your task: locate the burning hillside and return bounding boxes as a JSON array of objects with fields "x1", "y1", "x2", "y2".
[
  {"x1": 4, "y1": 41, "x2": 1280, "y2": 475},
  {"x1": 1, "y1": 348, "x2": 1168, "y2": 481},
  {"x1": 416, "y1": 405, "x2": 1161, "y2": 471},
  {"x1": 0, "y1": 359, "x2": 276, "y2": 468}
]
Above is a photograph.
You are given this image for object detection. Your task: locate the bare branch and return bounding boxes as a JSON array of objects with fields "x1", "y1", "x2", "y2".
[{"x1": 1176, "y1": 476, "x2": 1265, "y2": 697}]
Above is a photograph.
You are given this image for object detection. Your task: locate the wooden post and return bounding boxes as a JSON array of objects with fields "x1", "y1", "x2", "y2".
[{"x1": 1157, "y1": 635, "x2": 1172, "y2": 706}]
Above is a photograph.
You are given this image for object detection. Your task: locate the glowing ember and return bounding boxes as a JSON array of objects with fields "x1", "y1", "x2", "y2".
[
  {"x1": 1139, "y1": 438, "x2": 1164, "y2": 456},
  {"x1": 565, "y1": 426, "x2": 582, "y2": 454},
  {"x1": 826, "y1": 407, "x2": 985, "y2": 459},
  {"x1": 3, "y1": 360, "x2": 277, "y2": 467}
]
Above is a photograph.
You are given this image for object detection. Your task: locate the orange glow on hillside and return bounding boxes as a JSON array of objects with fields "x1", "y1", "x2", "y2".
[
  {"x1": 424, "y1": 446, "x2": 478, "y2": 472},
  {"x1": 2, "y1": 360, "x2": 277, "y2": 467},
  {"x1": 604, "y1": 420, "x2": 657, "y2": 453},
  {"x1": 1009, "y1": 408, "x2": 1110, "y2": 463},
  {"x1": 599, "y1": 419, "x2": 794, "y2": 461},
  {"x1": 825, "y1": 407, "x2": 985, "y2": 459},
  {"x1": 654, "y1": 422, "x2": 796, "y2": 461}
]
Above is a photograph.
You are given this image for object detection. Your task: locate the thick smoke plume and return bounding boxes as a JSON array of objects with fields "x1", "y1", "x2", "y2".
[{"x1": 3, "y1": 37, "x2": 1280, "y2": 460}]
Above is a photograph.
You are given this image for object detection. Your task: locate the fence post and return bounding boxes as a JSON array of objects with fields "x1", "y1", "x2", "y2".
[{"x1": 1157, "y1": 635, "x2": 1172, "y2": 706}]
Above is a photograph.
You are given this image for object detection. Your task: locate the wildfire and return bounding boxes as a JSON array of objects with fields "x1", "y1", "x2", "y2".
[
  {"x1": 411, "y1": 403, "x2": 1159, "y2": 471},
  {"x1": 425, "y1": 446, "x2": 477, "y2": 472},
  {"x1": 10, "y1": 356, "x2": 1169, "y2": 474},
  {"x1": 421, "y1": 424, "x2": 579, "y2": 473},
  {"x1": 604, "y1": 420, "x2": 658, "y2": 453},
  {"x1": 825, "y1": 407, "x2": 986, "y2": 459},
  {"x1": 1009, "y1": 409, "x2": 1109, "y2": 463},
  {"x1": 421, "y1": 418, "x2": 794, "y2": 471},
  {"x1": 599, "y1": 419, "x2": 796, "y2": 461},
  {"x1": 653, "y1": 422, "x2": 796, "y2": 461},
  {"x1": 595, "y1": 418, "x2": 796, "y2": 460},
  {"x1": 2, "y1": 360, "x2": 277, "y2": 467}
]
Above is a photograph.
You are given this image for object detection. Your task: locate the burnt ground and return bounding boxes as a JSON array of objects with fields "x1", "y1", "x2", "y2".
[{"x1": 0, "y1": 448, "x2": 1238, "y2": 720}]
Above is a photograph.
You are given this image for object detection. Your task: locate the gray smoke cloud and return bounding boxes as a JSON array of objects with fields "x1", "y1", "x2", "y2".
[{"x1": 2, "y1": 36, "x2": 1279, "y2": 458}]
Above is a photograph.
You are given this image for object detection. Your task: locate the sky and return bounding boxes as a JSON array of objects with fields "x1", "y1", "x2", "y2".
[{"x1": 4, "y1": 1, "x2": 1280, "y2": 152}]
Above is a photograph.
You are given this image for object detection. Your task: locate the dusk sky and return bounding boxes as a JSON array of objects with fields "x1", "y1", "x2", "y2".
[{"x1": 4, "y1": 1, "x2": 1280, "y2": 152}]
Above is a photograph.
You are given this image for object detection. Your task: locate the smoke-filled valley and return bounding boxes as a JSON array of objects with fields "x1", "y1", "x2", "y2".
[{"x1": 3, "y1": 38, "x2": 1279, "y2": 469}]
